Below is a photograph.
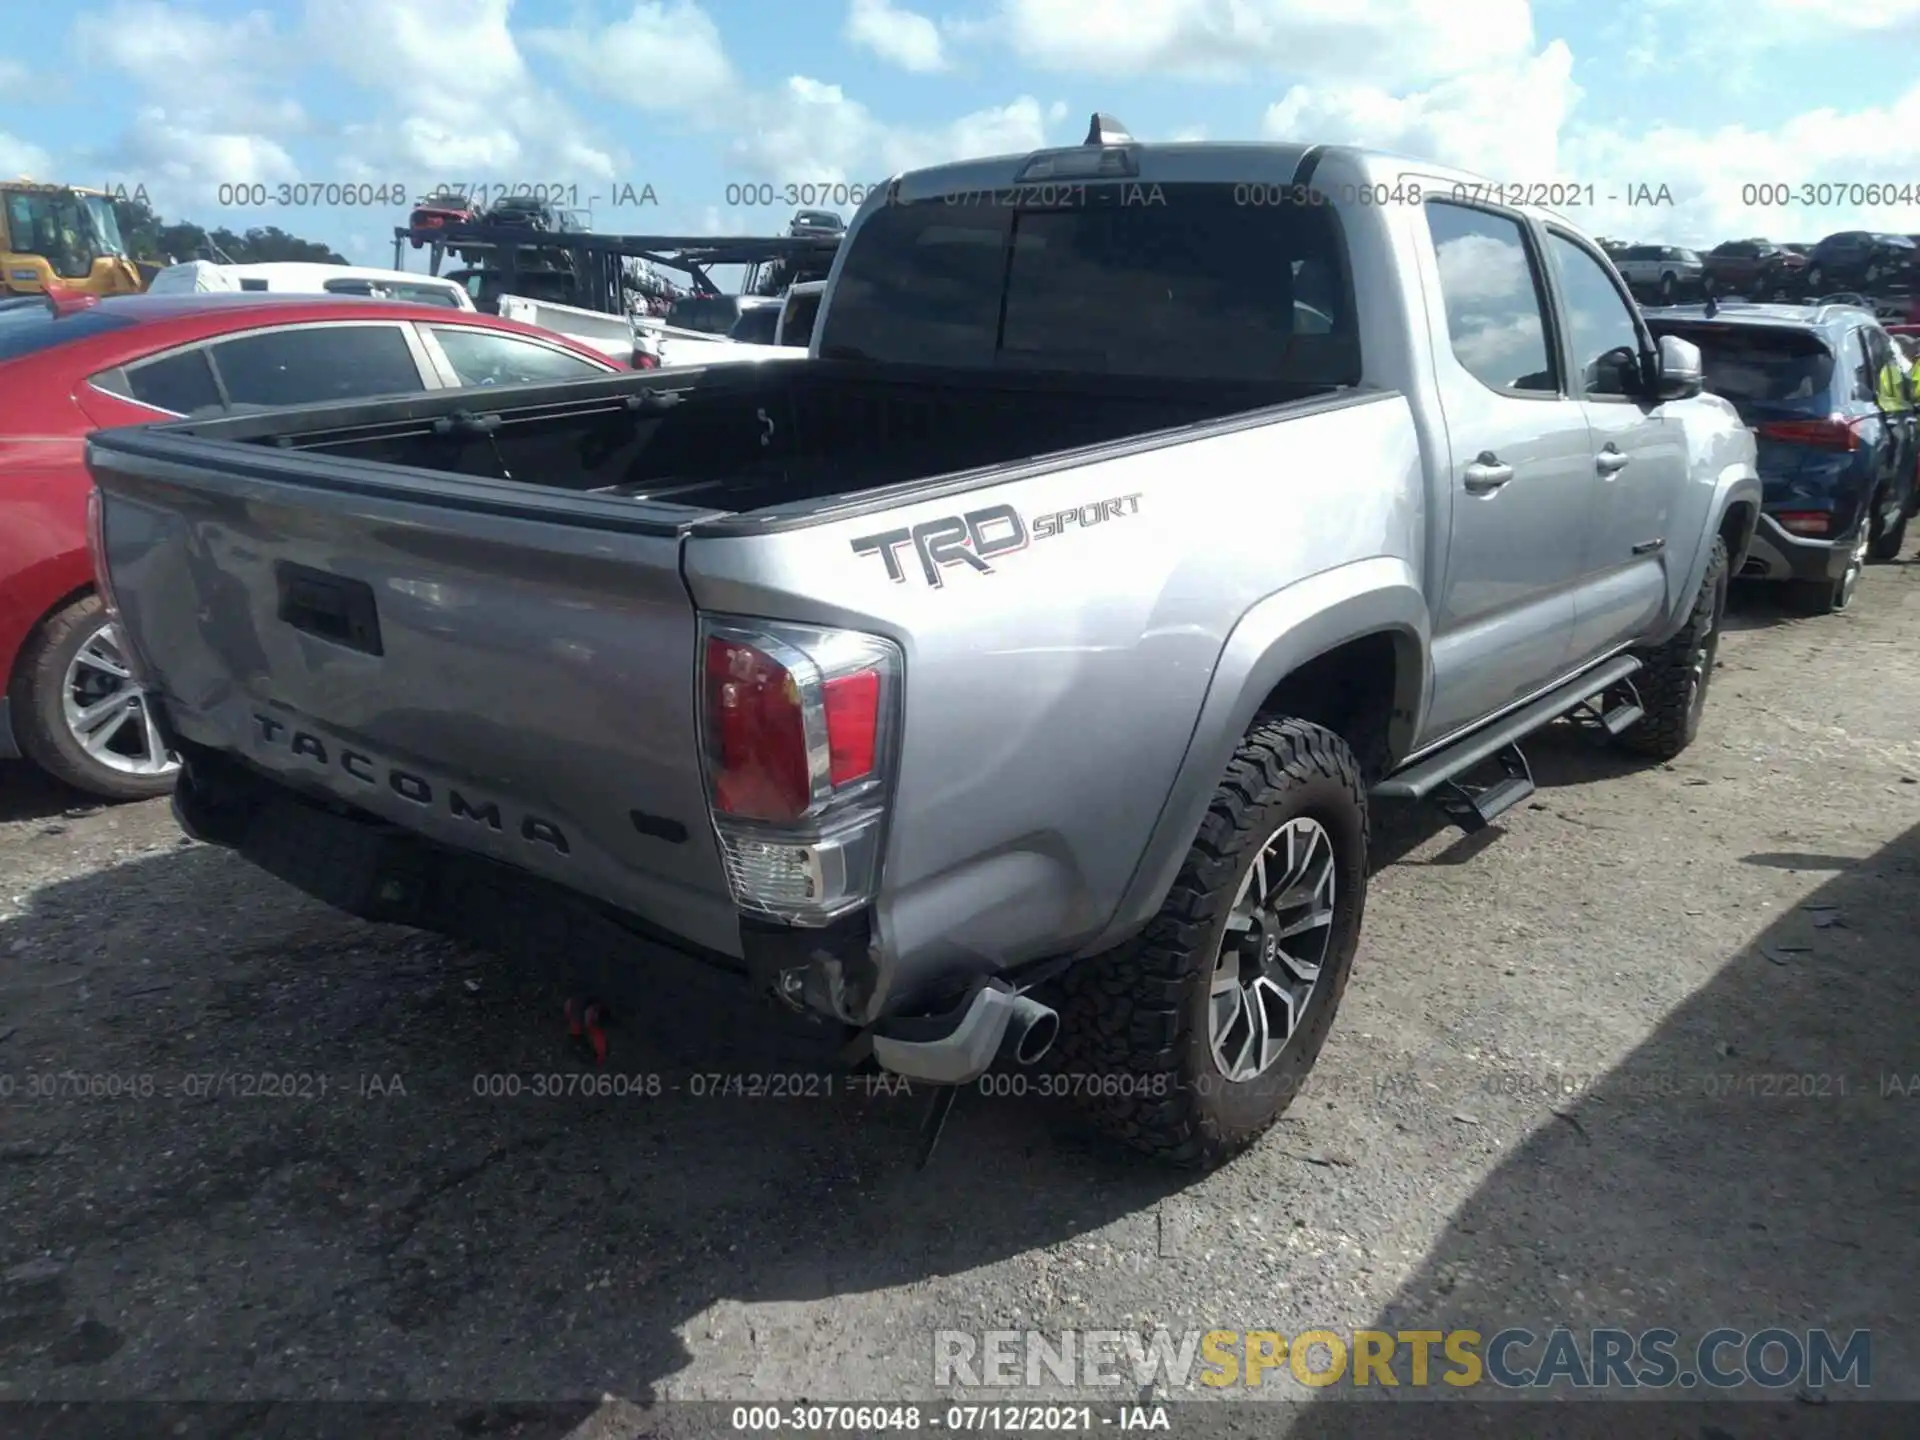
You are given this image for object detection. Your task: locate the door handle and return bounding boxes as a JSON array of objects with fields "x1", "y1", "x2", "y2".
[
  {"x1": 1463, "y1": 453, "x2": 1515, "y2": 494},
  {"x1": 1596, "y1": 446, "x2": 1631, "y2": 475}
]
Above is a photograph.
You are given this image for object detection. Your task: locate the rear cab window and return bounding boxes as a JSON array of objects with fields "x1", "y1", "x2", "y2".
[
  {"x1": 667, "y1": 297, "x2": 743, "y2": 334},
  {"x1": 818, "y1": 183, "x2": 1361, "y2": 385}
]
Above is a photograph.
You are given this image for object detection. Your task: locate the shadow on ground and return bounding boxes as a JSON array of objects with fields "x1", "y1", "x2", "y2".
[
  {"x1": 1282, "y1": 820, "x2": 1920, "y2": 1439},
  {"x1": 0, "y1": 840, "x2": 1185, "y2": 1431},
  {"x1": 0, "y1": 761, "x2": 109, "y2": 826}
]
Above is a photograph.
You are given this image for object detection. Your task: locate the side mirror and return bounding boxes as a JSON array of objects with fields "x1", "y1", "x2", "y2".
[{"x1": 1654, "y1": 334, "x2": 1703, "y2": 400}]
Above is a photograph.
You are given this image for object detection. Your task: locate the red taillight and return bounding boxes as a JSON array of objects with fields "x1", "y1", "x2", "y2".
[
  {"x1": 700, "y1": 622, "x2": 895, "y2": 824},
  {"x1": 631, "y1": 349, "x2": 659, "y2": 369},
  {"x1": 705, "y1": 635, "x2": 813, "y2": 822},
  {"x1": 823, "y1": 670, "x2": 879, "y2": 785},
  {"x1": 1775, "y1": 511, "x2": 1832, "y2": 536},
  {"x1": 1756, "y1": 415, "x2": 1863, "y2": 451},
  {"x1": 698, "y1": 618, "x2": 899, "y2": 923}
]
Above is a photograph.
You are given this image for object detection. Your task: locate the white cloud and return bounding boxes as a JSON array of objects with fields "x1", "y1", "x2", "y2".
[
  {"x1": 727, "y1": 81, "x2": 1052, "y2": 184},
  {"x1": 0, "y1": 131, "x2": 54, "y2": 178},
  {"x1": 1256, "y1": 36, "x2": 1920, "y2": 246},
  {"x1": 66, "y1": 1, "x2": 305, "y2": 214},
  {"x1": 1265, "y1": 41, "x2": 1579, "y2": 180},
  {"x1": 1561, "y1": 86, "x2": 1920, "y2": 243},
  {"x1": 1751, "y1": 0, "x2": 1920, "y2": 30},
  {"x1": 995, "y1": 0, "x2": 1536, "y2": 87},
  {"x1": 844, "y1": 0, "x2": 948, "y2": 72},
  {"x1": 72, "y1": 0, "x2": 285, "y2": 102},
  {"x1": 527, "y1": 0, "x2": 735, "y2": 113},
  {"x1": 308, "y1": 0, "x2": 618, "y2": 187}
]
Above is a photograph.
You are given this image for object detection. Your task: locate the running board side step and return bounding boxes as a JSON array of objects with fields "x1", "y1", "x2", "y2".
[
  {"x1": 1567, "y1": 675, "x2": 1645, "y2": 744},
  {"x1": 1372, "y1": 655, "x2": 1645, "y2": 828}
]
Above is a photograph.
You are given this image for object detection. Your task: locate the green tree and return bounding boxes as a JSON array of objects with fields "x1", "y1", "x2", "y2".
[{"x1": 111, "y1": 196, "x2": 345, "y2": 265}]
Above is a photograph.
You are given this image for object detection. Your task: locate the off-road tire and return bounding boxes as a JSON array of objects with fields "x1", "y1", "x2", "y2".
[
  {"x1": 1618, "y1": 535, "x2": 1727, "y2": 760},
  {"x1": 1868, "y1": 485, "x2": 1909, "y2": 561},
  {"x1": 1052, "y1": 719, "x2": 1368, "y2": 1169},
  {"x1": 12, "y1": 593, "x2": 177, "y2": 802}
]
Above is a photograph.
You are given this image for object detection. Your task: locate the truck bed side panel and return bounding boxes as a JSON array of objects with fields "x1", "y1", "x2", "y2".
[{"x1": 683, "y1": 391, "x2": 1424, "y2": 1006}]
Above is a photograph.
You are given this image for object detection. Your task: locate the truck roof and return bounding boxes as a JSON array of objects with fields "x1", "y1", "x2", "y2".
[{"x1": 878, "y1": 130, "x2": 1590, "y2": 230}]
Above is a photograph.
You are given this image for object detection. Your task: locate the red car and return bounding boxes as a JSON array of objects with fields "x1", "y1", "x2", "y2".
[
  {"x1": 407, "y1": 190, "x2": 479, "y2": 248},
  {"x1": 0, "y1": 290, "x2": 622, "y2": 800}
]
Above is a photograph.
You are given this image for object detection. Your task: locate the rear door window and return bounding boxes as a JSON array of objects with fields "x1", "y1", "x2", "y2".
[
  {"x1": 1423, "y1": 201, "x2": 1557, "y2": 394},
  {"x1": 209, "y1": 324, "x2": 428, "y2": 408}
]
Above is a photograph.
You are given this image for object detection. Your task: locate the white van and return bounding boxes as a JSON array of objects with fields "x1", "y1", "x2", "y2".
[{"x1": 145, "y1": 260, "x2": 475, "y2": 310}]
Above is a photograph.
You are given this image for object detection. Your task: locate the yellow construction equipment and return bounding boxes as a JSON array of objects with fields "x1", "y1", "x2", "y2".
[{"x1": 1, "y1": 179, "x2": 153, "y2": 297}]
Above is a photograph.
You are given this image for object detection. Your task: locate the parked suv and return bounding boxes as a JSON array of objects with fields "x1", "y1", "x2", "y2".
[
  {"x1": 1804, "y1": 232, "x2": 1919, "y2": 293},
  {"x1": 1615, "y1": 245, "x2": 1704, "y2": 304},
  {"x1": 1702, "y1": 239, "x2": 1806, "y2": 299},
  {"x1": 1647, "y1": 301, "x2": 1918, "y2": 610}
]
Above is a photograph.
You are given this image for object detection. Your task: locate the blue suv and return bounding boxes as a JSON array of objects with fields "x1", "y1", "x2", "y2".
[{"x1": 1646, "y1": 301, "x2": 1918, "y2": 613}]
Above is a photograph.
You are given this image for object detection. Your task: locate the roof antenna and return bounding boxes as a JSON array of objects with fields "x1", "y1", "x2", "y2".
[{"x1": 1085, "y1": 112, "x2": 1133, "y2": 145}]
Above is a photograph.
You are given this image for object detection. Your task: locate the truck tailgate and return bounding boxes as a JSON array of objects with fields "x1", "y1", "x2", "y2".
[{"x1": 88, "y1": 435, "x2": 743, "y2": 959}]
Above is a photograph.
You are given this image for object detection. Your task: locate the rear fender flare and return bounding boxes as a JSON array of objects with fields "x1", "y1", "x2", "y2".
[
  {"x1": 1653, "y1": 464, "x2": 1760, "y2": 645},
  {"x1": 1079, "y1": 557, "x2": 1429, "y2": 956}
]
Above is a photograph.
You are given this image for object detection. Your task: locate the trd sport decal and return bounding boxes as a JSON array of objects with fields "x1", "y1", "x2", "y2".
[{"x1": 850, "y1": 492, "x2": 1143, "y2": 586}]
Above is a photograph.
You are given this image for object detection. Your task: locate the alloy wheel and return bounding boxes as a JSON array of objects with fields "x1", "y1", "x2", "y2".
[
  {"x1": 1835, "y1": 529, "x2": 1869, "y2": 611},
  {"x1": 59, "y1": 622, "x2": 177, "y2": 778},
  {"x1": 1208, "y1": 816, "x2": 1337, "y2": 1083}
]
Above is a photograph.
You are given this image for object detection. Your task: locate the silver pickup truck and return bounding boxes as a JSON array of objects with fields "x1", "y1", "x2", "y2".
[{"x1": 86, "y1": 118, "x2": 1761, "y2": 1168}]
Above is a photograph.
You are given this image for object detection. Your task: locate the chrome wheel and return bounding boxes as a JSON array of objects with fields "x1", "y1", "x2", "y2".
[
  {"x1": 1208, "y1": 817, "x2": 1336, "y2": 1083},
  {"x1": 1835, "y1": 528, "x2": 1868, "y2": 612},
  {"x1": 60, "y1": 622, "x2": 176, "y2": 778}
]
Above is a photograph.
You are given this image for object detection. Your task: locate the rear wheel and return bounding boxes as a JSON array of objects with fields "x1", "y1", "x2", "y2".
[
  {"x1": 1786, "y1": 526, "x2": 1868, "y2": 615},
  {"x1": 1868, "y1": 484, "x2": 1910, "y2": 561},
  {"x1": 12, "y1": 594, "x2": 178, "y2": 801},
  {"x1": 1053, "y1": 719, "x2": 1368, "y2": 1169},
  {"x1": 1620, "y1": 536, "x2": 1727, "y2": 759}
]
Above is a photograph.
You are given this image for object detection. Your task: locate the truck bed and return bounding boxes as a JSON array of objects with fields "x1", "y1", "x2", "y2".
[{"x1": 131, "y1": 360, "x2": 1309, "y2": 520}]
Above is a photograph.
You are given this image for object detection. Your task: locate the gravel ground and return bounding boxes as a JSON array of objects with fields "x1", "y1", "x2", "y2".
[{"x1": 1, "y1": 565, "x2": 1917, "y2": 1437}]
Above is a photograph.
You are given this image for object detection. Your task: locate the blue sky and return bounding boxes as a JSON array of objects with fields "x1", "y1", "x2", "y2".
[{"x1": 3, "y1": 0, "x2": 1918, "y2": 270}]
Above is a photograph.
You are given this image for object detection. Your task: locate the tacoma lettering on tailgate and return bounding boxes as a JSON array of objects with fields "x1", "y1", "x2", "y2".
[
  {"x1": 250, "y1": 712, "x2": 571, "y2": 855},
  {"x1": 850, "y1": 492, "x2": 1142, "y2": 587}
]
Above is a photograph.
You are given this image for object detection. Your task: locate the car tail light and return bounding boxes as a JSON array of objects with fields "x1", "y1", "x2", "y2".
[
  {"x1": 1756, "y1": 415, "x2": 1864, "y2": 451},
  {"x1": 699, "y1": 617, "x2": 901, "y2": 924},
  {"x1": 1775, "y1": 511, "x2": 1832, "y2": 536}
]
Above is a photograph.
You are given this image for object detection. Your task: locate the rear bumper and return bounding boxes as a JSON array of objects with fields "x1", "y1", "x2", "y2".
[
  {"x1": 0, "y1": 696, "x2": 15, "y2": 759},
  {"x1": 169, "y1": 742, "x2": 871, "y2": 1052},
  {"x1": 1741, "y1": 513, "x2": 1859, "y2": 583}
]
